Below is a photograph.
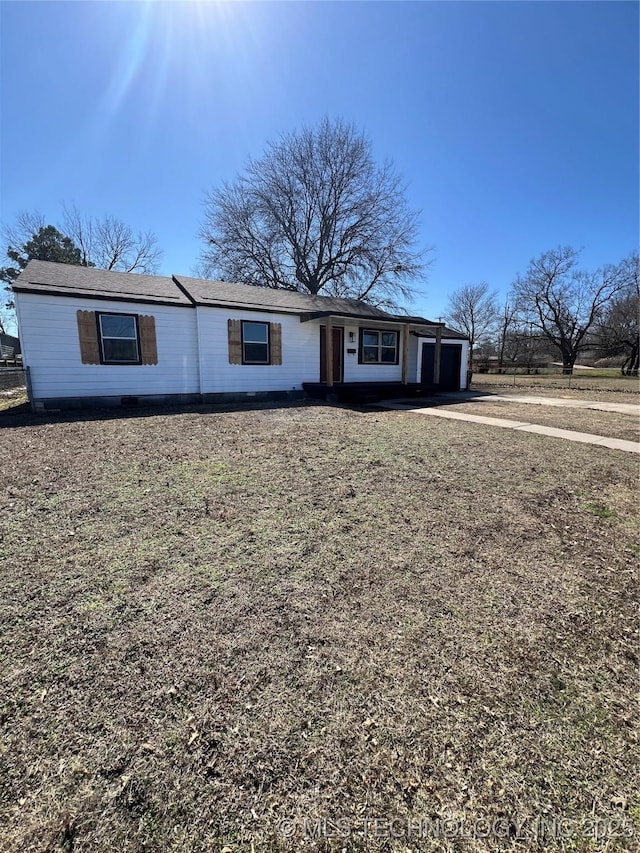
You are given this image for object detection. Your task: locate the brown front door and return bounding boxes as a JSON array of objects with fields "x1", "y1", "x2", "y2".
[{"x1": 319, "y1": 326, "x2": 343, "y2": 383}]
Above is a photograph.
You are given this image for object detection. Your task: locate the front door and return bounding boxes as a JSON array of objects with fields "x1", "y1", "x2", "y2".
[{"x1": 319, "y1": 326, "x2": 343, "y2": 383}]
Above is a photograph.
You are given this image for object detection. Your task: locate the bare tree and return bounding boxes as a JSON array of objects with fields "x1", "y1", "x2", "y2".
[
  {"x1": 496, "y1": 296, "x2": 519, "y2": 370},
  {"x1": 199, "y1": 117, "x2": 427, "y2": 309},
  {"x1": 1, "y1": 208, "x2": 163, "y2": 328},
  {"x1": 513, "y1": 247, "x2": 632, "y2": 374},
  {"x1": 2, "y1": 211, "x2": 46, "y2": 257},
  {"x1": 596, "y1": 251, "x2": 639, "y2": 375},
  {"x1": 443, "y1": 282, "x2": 498, "y2": 371},
  {"x1": 62, "y1": 204, "x2": 162, "y2": 273}
]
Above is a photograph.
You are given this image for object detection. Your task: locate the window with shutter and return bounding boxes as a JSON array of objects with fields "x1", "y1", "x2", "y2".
[
  {"x1": 79, "y1": 310, "x2": 157, "y2": 365},
  {"x1": 229, "y1": 318, "x2": 283, "y2": 365}
]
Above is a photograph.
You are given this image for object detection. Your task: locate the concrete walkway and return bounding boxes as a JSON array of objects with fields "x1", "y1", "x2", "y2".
[
  {"x1": 378, "y1": 400, "x2": 640, "y2": 454},
  {"x1": 443, "y1": 392, "x2": 640, "y2": 416}
]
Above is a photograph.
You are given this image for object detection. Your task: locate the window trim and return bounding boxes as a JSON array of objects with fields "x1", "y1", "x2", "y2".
[
  {"x1": 358, "y1": 328, "x2": 399, "y2": 365},
  {"x1": 241, "y1": 320, "x2": 271, "y2": 365},
  {"x1": 96, "y1": 311, "x2": 141, "y2": 365}
]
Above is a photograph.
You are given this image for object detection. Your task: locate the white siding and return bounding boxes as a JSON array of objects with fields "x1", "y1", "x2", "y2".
[
  {"x1": 341, "y1": 322, "x2": 405, "y2": 382},
  {"x1": 197, "y1": 312, "x2": 411, "y2": 389},
  {"x1": 17, "y1": 289, "x2": 460, "y2": 400},
  {"x1": 17, "y1": 292, "x2": 199, "y2": 399},
  {"x1": 406, "y1": 333, "x2": 420, "y2": 382},
  {"x1": 197, "y1": 307, "x2": 319, "y2": 392},
  {"x1": 197, "y1": 313, "x2": 409, "y2": 389},
  {"x1": 460, "y1": 340, "x2": 470, "y2": 389}
]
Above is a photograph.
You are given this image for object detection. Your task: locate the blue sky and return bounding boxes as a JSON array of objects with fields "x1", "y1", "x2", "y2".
[{"x1": 1, "y1": 0, "x2": 638, "y2": 325}]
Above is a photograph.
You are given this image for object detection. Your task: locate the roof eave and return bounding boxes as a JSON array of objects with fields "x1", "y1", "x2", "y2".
[
  {"x1": 413, "y1": 330, "x2": 470, "y2": 340},
  {"x1": 298, "y1": 310, "x2": 427, "y2": 324},
  {"x1": 12, "y1": 285, "x2": 192, "y2": 308},
  {"x1": 391, "y1": 315, "x2": 445, "y2": 326}
]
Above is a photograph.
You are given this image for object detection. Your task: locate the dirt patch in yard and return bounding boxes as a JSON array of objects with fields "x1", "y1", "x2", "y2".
[
  {"x1": 1, "y1": 403, "x2": 638, "y2": 851},
  {"x1": 431, "y1": 399, "x2": 640, "y2": 443}
]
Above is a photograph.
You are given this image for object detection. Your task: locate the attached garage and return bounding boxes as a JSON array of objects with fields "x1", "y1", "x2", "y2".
[
  {"x1": 421, "y1": 343, "x2": 463, "y2": 391},
  {"x1": 416, "y1": 329, "x2": 468, "y2": 391}
]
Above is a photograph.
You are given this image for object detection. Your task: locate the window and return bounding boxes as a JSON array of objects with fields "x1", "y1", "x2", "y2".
[
  {"x1": 228, "y1": 319, "x2": 281, "y2": 366},
  {"x1": 97, "y1": 313, "x2": 140, "y2": 364},
  {"x1": 359, "y1": 329, "x2": 399, "y2": 364},
  {"x1": 242, "y1": 321, "x2": 270, "y2": 364}
]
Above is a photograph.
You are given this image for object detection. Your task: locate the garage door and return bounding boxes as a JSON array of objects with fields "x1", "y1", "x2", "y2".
[{"x1": 421, "y1": 344, "x2": 462, "y2": 390}]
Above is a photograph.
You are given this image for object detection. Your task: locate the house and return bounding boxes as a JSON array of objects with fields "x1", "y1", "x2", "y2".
[{"x1": 13, "y1": 260, "x2": 469, "y2": 410}]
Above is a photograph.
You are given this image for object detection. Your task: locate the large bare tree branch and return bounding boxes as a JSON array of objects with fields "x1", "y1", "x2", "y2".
[{"x1": 199, "y1": 117, "x2": 428, "y2": 309}]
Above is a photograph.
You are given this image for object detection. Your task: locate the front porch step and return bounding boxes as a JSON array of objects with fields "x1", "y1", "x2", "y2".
[{"x1": 302, "y1": 382, "x2": 441, "y2": 403}]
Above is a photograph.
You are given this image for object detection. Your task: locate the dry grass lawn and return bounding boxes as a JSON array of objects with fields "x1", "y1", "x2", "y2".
[
  {"x1": 0, "y1": 388, "x2": 28, "y2": 414},
  {"x1": 430, "y1": 400, "x2": 640, "y2": 444},
  {"x1": 1, "y1": 402, "x2": 638, "y2": 852},
  {"x1": 472, "y1": 373, "x2": 639, "y2": 399}
]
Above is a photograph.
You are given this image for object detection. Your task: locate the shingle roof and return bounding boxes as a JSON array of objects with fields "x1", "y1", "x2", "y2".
[
  {"x1": 12, "y1": 261, "x2": 467, "y2": 337},
  {"x1": 173, "y1": 274, "x2": 396, "y2": 318},
  {"x1": 13, "y1": 260, "x2": 192, "y2": 306},
  {"x1": 414, "y1": 325, "x2": 468, "y2": 340}
]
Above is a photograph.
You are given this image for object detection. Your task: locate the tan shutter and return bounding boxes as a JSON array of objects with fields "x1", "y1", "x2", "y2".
[
  {"x1": 270, "y1": 322, "x2": 282, "y2": 365},
  {"x1": 138, "y1": 315, "x2": 158, "y2": 365},
  {"x1": 228, "y1": 319, "x2": 242, "y2": 364},
  {"x1": 77, "y1": 310, "x2": 100, "y2": 364}
]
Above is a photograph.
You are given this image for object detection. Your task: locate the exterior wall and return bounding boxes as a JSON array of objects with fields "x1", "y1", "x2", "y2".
[
  {"x1": 341, "y1": 322, "x2": 405, "y2": 383},
  {"x1": 416, "y1": 337, "x2": 470, "y2": 389},
  {"x1": 16, "y1": 292, "x2": 199, "y2": 401},
  {"x1": 406, "y1": 333, "x2": 420, "y2": 382},
  {"x1": 197, "y1": 313, "x2": 410, "y2": 390},
  {"x1": 197, "y1": 306, "x2": 320, "y2": 392},
  {"x1": 16, "y1": 288, "x2": 455, "y2": 404}
]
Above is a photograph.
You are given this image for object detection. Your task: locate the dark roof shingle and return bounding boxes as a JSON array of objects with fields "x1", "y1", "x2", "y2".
[
  {"x1": 414, "y1": 325, "x2": 468, "y2": 339},
  {"x1": 173, "y1": 274, "x2": 395, "y2": 318},
  {"x1": 13, "y1": 260, "x2": 192, "y2": 306}
]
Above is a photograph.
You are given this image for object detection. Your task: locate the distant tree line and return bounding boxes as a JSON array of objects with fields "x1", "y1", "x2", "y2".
[
  {"x1": 1, "y1": 116, "x2": 635, "y2": 375},
  {"x1": 444, "y1": 248, "x2": 639, "y2": 378}
]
